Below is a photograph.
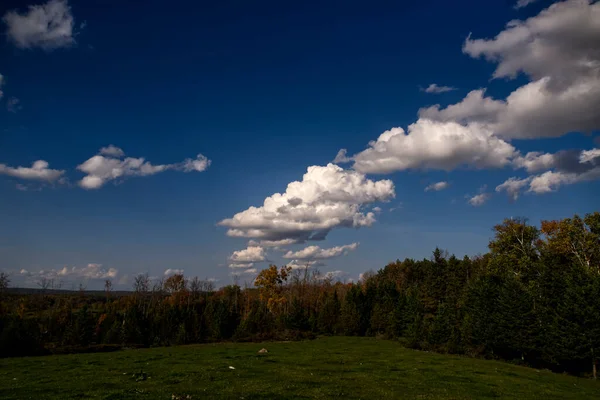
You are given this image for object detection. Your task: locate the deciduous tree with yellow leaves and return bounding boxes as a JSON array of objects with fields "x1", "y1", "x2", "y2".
[{"x1": 254, "y1": 264, "x2": 292, "y2": 314}]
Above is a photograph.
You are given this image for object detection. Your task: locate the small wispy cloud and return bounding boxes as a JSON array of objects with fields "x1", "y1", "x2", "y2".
[
  {"x1": 77, "y1": 146, "x2": 211, "y2": 189},
  {"x1": 6, "y1": 97, "x2": 22, "y2": 113},
  {"x1": 164, "y1": 268, "x2": 184, "y2": 276},
  {"x1": 467, "y1": 185, "x2": 490, "y2": 206},
  {"x1": 514, "y1": 0, "x2": 539, "y2": 10},
  {"x1": 425, "y1": 181, "x2": 450, "y2": 192},
  {"x1": 0, "y1": 160, "x2": 65, "y2": 182},
  {"x1": 389, "y1": 202, "x2": 403, "y2": 212},
  {"x1": 468, "y1": 193, "x2": 490, "y2": 206},
  {"x1": 421, "y1": 83, "x2": 457, "y2": 94},
  {"x1": 333, "y1": 149, "x2": 352, "y2": 164},
  {"x1": 18, "y1": 264, "x2": 118, "y2": 284},
  {"x1": 283, "y1": 243, "x2": 359, "y2": 260}
]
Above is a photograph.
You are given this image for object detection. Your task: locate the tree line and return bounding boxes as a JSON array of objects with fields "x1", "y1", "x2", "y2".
[{"x1": 0, "y1": 212, "x2": 599, "y2": 378}]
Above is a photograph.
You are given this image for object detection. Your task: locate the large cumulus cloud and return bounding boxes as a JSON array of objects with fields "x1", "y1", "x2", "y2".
[
  {"x1": 218, "y1": 163, "x2": 394, "y2": 242},
  {"x1": 348, "y1": 120, "x2": 517, "y2": 174}
]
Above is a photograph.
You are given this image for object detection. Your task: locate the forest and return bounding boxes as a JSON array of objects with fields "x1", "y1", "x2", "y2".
[{"x1": 1, "y1": 212, "x2": 599, "y2": 379}]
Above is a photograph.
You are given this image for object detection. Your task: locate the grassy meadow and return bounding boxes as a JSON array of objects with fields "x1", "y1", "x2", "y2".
[{"x1": 1, "y1": 337, "x2": 598, "y2": 399}]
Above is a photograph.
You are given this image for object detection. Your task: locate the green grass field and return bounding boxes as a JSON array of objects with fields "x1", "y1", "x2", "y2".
[{"x1": 1, "y1": 337, "x2": 598, "y2": 399}]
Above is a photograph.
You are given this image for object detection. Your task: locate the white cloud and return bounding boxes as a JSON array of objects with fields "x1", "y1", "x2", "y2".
[
  {"x1": 31, "y1": 263, "x2": 118, "y2": 281},
  {"x1": 512, "y1": 151, "x2": 557, "y2": 173},
  {"x1": 99, "y1": 145, "x2": 125, "y2": 157},
  {"x1": 580, "y1": 148, "x2": 600, "y2": 164},
  {"x1": 77, "y1": 146, "x2": 211, "y2": 189},
  {"x1": 164, "y1": 268, "x2": 184, "y2": 276},
  {"x1": 229, "y1": 263, "x2": 255, "y2": 269},
  {"x1": 77, "y1": 155, "x2": 167, "y2": 189},
  {"x1": 467, "y1": 185, "x2": 491, "y2": 206},
  {"x1": 496, "y1": 146, "x2": 600, "y2": 198},
  {"x1": 422, "y1": 83, "x2": 456, "y2": 94},
  {"x1": 513, "y1": 148, "x2": 600, "y2": 174},
  {"x1": 229, "y1": 246, "x2": 266, "y2": 265},
  {"x1": 468, "y1": 193, "x2": 490, "y2": 207},
  {"x1": 338, "y1": 2, "x2": 599, "y2": 177},
  {"x1": 528, "y1": 172, "x2": 570, "y2": 194},
  {"x1": 497, "y1": 147, "x2": 600, "y2": 199},
  {"x1": 425, "y1": 181, "x2": 450, "y2": 192},
  {"x1": 333, "y1": 149, "x2": 352, "y2": 164},
  {"x1": 372, "y1": 206, "x2": 382, "y2": 213},
  {"x1": 495, "y1": 177, "x2": 532, "y2": 201},
  {"x1": 319, "y1": 270, "x2": 350, "y2": 281},
  {"x1": 464, "y1": 0, "x2": 599, "y2": 83},
  {"x1": 419, "y1": 89, "x2": 505, "y2": 125},
  {"x1": 358, "y1": 271, "x2": 377, "y2": 282},
  {"x1": 231, "y1": 268, "x2": 258, "y2": 277},
  {"x1": 421, "y1": 0, "x2": 600, "y2": 140},
  {"x1": 421, "y1": 78, "x2": 600, "y2": 140},
  {"x1": 349, "y1": 120, "x2": 516, "y2": 174},
  {"x1": 528, "y1": 167, "x2": 600, "y2": 193},
  {"x1": 248, "y1": 238, "x2": 300, "y2": 248},
  {"x1": 0, "y1": 160, "x2": 64, "y2": 182},
  {"x1": 283, "y1": 243, "x2": 359, "y2": 260},
  {"x1": 6, "y1": 97, "x2": 22, "y2": 113},
  {"x1": 389, "y1": 202, "x2": 403, "y2": 212},
  {"x1": 285, "y1": 259, "x2": 324, "y2": 270},
  {"x1": 514, "y1": 0, "x2": 539, "y2": 9},
  {"x1": 3, "y1": 0, "x2": 77, "y2": 50},
  {"x1": 218, "y1": 163, "x2": 394, "y2": 242},
  {"x1": 181, "y1": 154, "x2": 211, "y2": 172},
  {"x1": 62, "y1": 263, "x2": 118, "y2": 279}
]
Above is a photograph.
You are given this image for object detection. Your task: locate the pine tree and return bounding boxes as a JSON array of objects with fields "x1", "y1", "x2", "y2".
[{"x1": 551, "y1": 265, "x2": 600, "y2": 378}]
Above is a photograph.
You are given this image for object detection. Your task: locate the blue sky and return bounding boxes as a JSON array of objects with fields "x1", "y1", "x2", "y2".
[{"x1": 1, "y1": 0, "x2": 598, "y2": 289}]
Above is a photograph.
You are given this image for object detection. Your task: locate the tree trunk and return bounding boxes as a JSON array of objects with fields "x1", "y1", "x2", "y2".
[{"x1": 592, "y1": 348, "x2": 597, "y2": 380}]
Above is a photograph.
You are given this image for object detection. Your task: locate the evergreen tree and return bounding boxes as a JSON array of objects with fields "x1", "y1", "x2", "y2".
[
  {"x1": 551, "y1": 265, "x2": 600, "y2": 378},
  {"x1": 341, "y1": 285, "x2": 364, "y2": 335},
  {"x1": 462, "y1": 275, "x2": 503, "y2": 357}
]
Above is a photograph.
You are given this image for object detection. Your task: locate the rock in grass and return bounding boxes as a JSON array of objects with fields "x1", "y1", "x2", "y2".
[{"x1": 258, "y1": 348, "x2": 268, "y2": 354}]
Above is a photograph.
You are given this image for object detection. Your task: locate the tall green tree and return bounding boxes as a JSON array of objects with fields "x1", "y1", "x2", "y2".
[{"x1": 488, "y1": 217, "x2": 541, "y2": 282}]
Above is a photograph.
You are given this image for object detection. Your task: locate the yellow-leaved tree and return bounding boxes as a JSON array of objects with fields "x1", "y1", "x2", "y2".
[{"x1": 254, "y1": 264, "x2": 292, "y2": 314}]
